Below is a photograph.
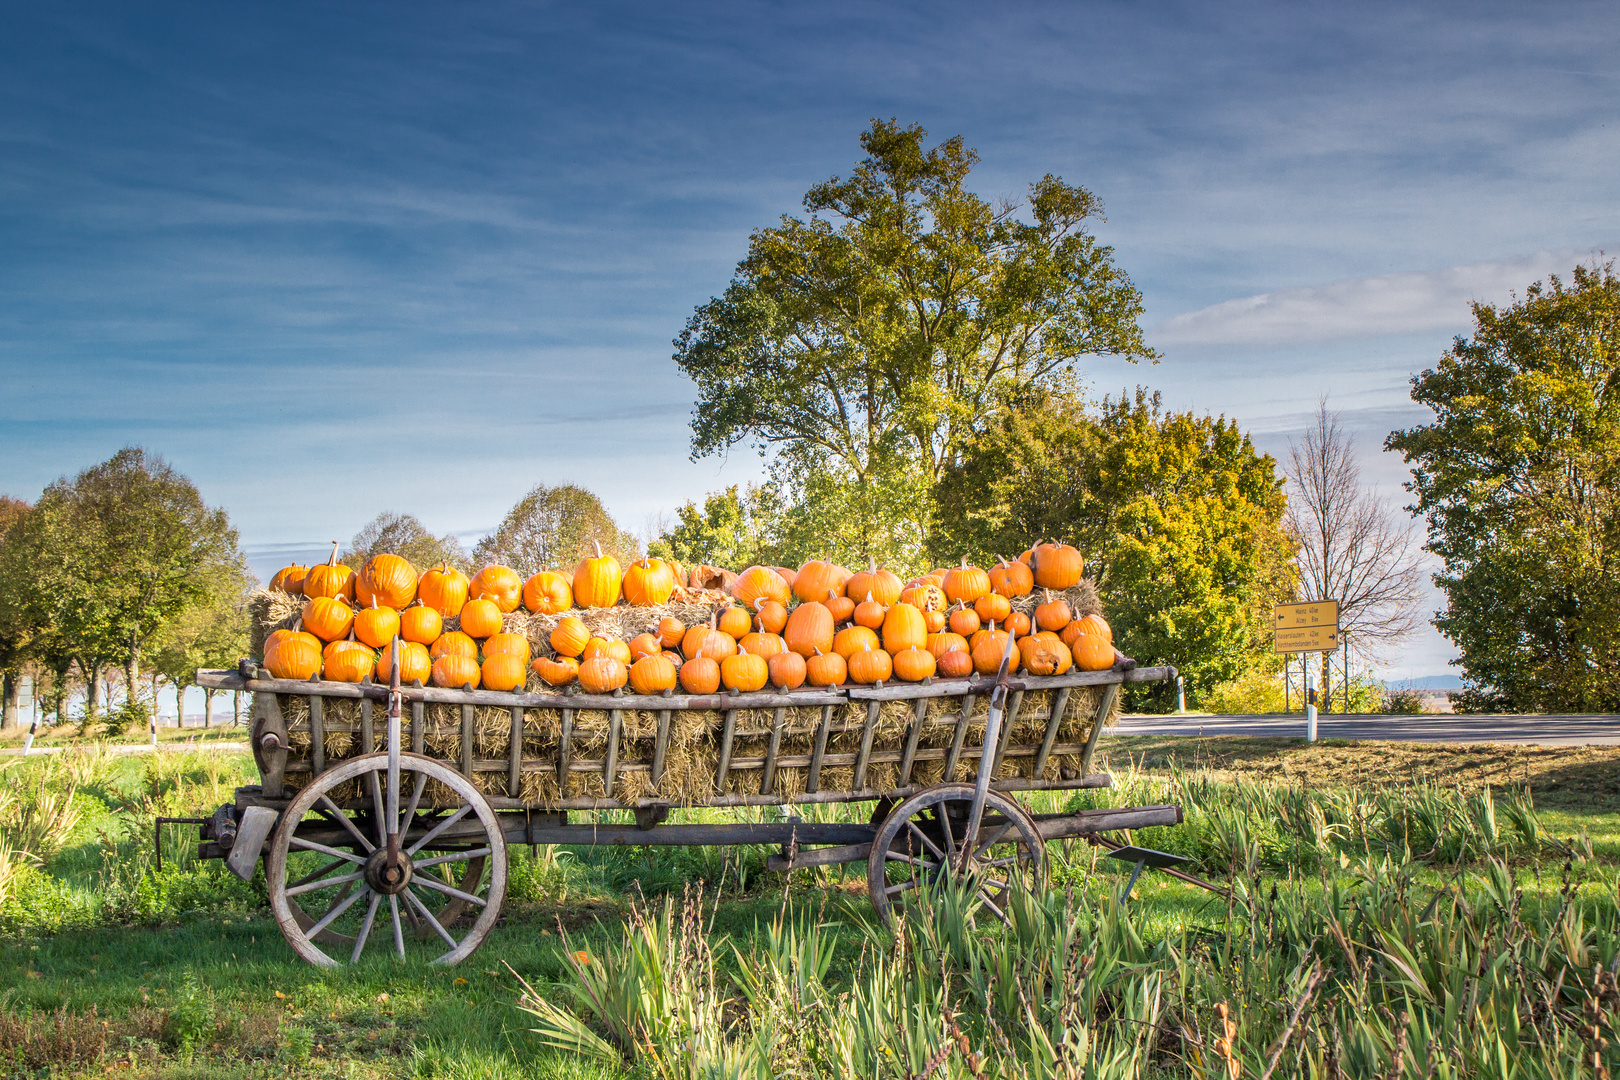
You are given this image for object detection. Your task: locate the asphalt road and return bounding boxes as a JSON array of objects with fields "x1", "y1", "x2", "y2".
[{"x1": 1113, "y1": 713, "x2": 1620, "y2": 747}]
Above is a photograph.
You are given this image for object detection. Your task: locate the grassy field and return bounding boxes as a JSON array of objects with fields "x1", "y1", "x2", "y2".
[{"x1": 1, "y1": 736, "x2": 1618, "y2": 1077}]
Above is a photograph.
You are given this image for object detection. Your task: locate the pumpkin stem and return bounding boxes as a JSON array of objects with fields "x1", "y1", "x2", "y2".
[
  {"x1": 593, "y1": 540, "x2": 603, "y2": 559},
  {"x1": 326, "y1": 541, "x2": 340, "y2": 566}
]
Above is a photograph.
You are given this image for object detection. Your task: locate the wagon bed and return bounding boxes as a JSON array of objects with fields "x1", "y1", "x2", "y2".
[{"x1": 191, "y1": 655, "x2": 1183, "y2": 967}]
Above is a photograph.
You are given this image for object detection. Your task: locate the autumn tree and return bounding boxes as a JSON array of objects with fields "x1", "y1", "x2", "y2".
[
  {"x1": 1387, "y1": 263, "x2": 1620, "y2": 712},
  {"x1": 0, "y1": 495, "x2": 31, "y2": 729},
  {"x1": 149, "y1": 555, "x2": 252, "y2": 727},
  {"x1": 473, "y1": 484, "x2": 639, "y2": 575},
  {"x1": 936, "y1": 386, "x2": 1295, "y2": 710},
  {"x1": 343, "y1": 512, "x2": 469, "y2": 573},
  {"x1": 650, "y1": 484, "x2": 788, "y2": 570},
  {"x1": 674, "y1": 119, "x2": 1154, "y2": 560},
  {"x1": 1285, "y1": 401, "x2": 1423, "y2": 671}
]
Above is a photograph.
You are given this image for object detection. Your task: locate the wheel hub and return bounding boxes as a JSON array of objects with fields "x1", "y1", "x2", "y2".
[{"x1": 363, "y1": 848, "x2": 413, "y2": 895}]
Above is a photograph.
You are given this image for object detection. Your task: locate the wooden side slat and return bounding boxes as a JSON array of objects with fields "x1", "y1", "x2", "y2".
[
  {"x1": 308, "y1": 694, "x2": 325, "y2": 775},
  {"x1": 761, "y1": 706, "x2": 787, "y2": 795},
  {"x1": 604, "y1": 709, "x2": 623, "y2": 798},
  {"x1": 651, "y1": 709, "x2": 672, "y2": 784},
  {"x1": 1032, "y1": 686, "x2": 1071, "y2": 780},
  {"x1": 507, "y1": 706, "x2": 523, "y2": 798},
  {"x1": 1079, "y1": 682, "x2": 1119, "y2": 775},
  {"x1": 853, "y1": 700, "x2": 880, "y2": 789},
  {"x1": 990, "y1": 690, "x2": 1024, "y2": 777},
  {"x1": 806, "y1": 704, "x2": 833, "y2": 793},
  {"x1": 898, "y1": 698, "x2": 927, "y2": 787},
  {"x1": 460, "y1": 702, "x2": 475, "y2": 777},
  {"x1": 715, "y1": 709, "x2": 738, "y2": 792},
  {"x1": 410, "y1": 698, "x2": 424, "y2": 754},
  {"x1": 557, "y1": 709, "x2": 575, "y2": 798},
  {"x1": 945, "y1": 693, "x2": 974, "y2": 781},
  {"x1": 359, "y1": 692, "x2": 374, "y2": 755}
]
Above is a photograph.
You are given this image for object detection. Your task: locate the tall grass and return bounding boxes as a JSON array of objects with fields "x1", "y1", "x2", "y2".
[{"x1": 519, "y1": 854, "x2": 1620, "y2": 1078}]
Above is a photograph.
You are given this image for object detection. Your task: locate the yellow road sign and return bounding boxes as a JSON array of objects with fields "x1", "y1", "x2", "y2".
[{"x1": 1273, "y1": 600, "x2": 1340, "y2": 653}]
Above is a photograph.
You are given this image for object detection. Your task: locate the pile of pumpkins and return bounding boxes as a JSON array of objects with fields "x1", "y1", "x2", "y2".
[{"x1": 261, "y1": 541, "x2": 1114, "y2": 697}]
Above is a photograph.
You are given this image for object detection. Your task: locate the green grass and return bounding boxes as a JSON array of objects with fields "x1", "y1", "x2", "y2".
[{"x1": 2, "y1": 737, "x2": 1620, "y2": 1076}]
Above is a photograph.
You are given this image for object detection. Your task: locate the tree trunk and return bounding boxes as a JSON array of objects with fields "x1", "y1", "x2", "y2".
[
  {"x1": 82, "y1": 659, "x2": 101, "y2": 713},
  {"x1": 204, "y1": 689, "x2": 214, "y2": 729},
  {"x1": 177, "y1": 683, "x2": 185, "y2": 730},
  {"x1": 233, "y1": 691, "x2": 241, "y2": 727},
  {"x1": 1, "y1": 670, "x2": 16, "y2": 730},
  {"x1": 126, "y1": 632, "x2": 141, "y2": 706}
]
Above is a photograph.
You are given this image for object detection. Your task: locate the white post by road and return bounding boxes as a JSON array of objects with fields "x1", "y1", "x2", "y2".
[
  {"x1": 1176, "y1": 676, "x2": 1185, "y2": 714},
  {"x1": 1305, "y1": 658, "x2": 1318, "y2": 742}
]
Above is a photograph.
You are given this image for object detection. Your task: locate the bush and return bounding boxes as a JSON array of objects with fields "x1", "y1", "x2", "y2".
[
  {"x1": 1383, "y1": 687, "x2": 1429, "y2": 714},
  {"x1": 102, "y1": 698, "x2": 152, "y2": 739},
  {"x1": 1200, "y1": 666, "x2": 1285, "y2": 714}
]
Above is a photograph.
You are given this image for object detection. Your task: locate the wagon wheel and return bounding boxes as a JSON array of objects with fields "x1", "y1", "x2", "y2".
[
  {"x1": 266, "y1": 753, "x2": 507, "y2": 967},
  {"x1": 867, "y1": 783, "x2": 1044, "y2": 926}
]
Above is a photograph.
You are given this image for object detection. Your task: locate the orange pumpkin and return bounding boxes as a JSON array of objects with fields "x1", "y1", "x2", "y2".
[
  {"x1": 845, "y1": 561, "x2": 901, "y2": 606},
  {"x1": 572, "y1": 542, "x2": 623, "y2": 608},
  {"x1": 892, "y1": 646, "x2": 936, "y2": 682},
  {"x1": 354, "y1": 601, "x2": 401, "y2": 650},
  {"x1": 881, "y1": 602, "x2": 927, "y2": 654},
  {"x1": 360, "y1": 554, "x2": 418, "y2": 610},
  {"x1": 783, "y1": 601, "x2": 834, "y2": 657},
  {"x1": 469, "y1": 566, "x2": 523, "y2": 613},
  {"x1": 432, "y1": 654, "x2": 481, "y2": 689},
  {"x1": 418, "y1": 564, "x2": 470, "y2": 617},
  {"x1": 378, "y1": 639, "x2": 431, "y2": 684},
  {"x1": 806, "y1": 648, "x2": 846, "y2": 687},
  {"x1": 582, "y1": 637, "x2": 632, "y2": 666},
  {"x1": 628, "y1": 633, "x2": 663, "y2": 661},
  {"x1": 688, "y1": 564, "x2": 738, "y2": 592},
  {"x1": 324, "y1": 645, "x2": 375, "y2": 683},
  {"x1": 971, "y1": 629, "x2": 1015, "y2": 675},
  {"x1": 847, "y1": 644, "x2": 893, "y2": 685},
  {"x1": 1030, "y1": 542, "x2": 1084, "y2": 590},
  {"x1": 460, "y1": 597, "x2": 503, "y2": 639},
  {"x1": 938, "y1": 649, "x2": 974, "y2": 679},
  {"x1": 263, "y1": 627, "x2": 298, "y2": 657},
  {"x1": 900, "y1": 583, "x2": 946, "y2": 613},
  {"x1": 629, "y1": 652, "x2": 678, "y2": 695},
  {"x1": 484, "y1": 632, "x2": 532, "y2": 665},
  {"x1": 732, "y1": 566, "x2": 791, "y2": 611},
  {"x1": 988, "y1": 556, "x2": 1035, "y2": 599},
  {"x1": 400, "y1": 604, "x2": 443, "y2": 645},
  {"x1": 269, "y1": 564, "x2": 308, "y2": 595},
  {"x1": 832, "y1": 625, "x2": 879, "y2": 659},
  {"x1": 303, "y1": 596, "x2": 355, "y2": 643},
  {"x1": 482, "y1": 653, "x2": 528, "y2": 691},
  {"x1": 323, "y1": 637, "x2": 366, "y2": 663},
  {"x1": 739, "y1": 631, "x2": 785, "y2": 657},
  {"x1": 720, "y1": 648, "x2": 769, "y2": 692},
  {"x1": 623, "y1": 559, "x2": 677, "y2": 606},
  {"x1": 853, "y1": 594, "x2": 887, "y2": 630},
  {"x1": 679, "y1": 655, "x2": 721, "y2": 694},
  {"x1": 772, "y1": 565, "x2": 798, "y2": 588},
  {"x1": 949, "y1": 604, "x2": 980, "y2": 637},
  {"x1": 1071, "y1": 613, "x2": 1112, "y2": 643},
  {"x1": 1071, "y1": 634, "x2": 1114, "y2": 672},
  {"x1": 522, "y1": 571, "x2": 573, "y2": 615},
  {"x1": 793, "y1": 560, "x2": 843, "y2": 603},
  {"x1": 265, "y1": 632, "x2": 322, "y2": 680},
  {"x1": 716, "y1": 605, "x2": 752, "y2": 640},
  {"x1": 922, "y1": 608, "x2": 945, "y2": 633},
  {"x1": 824, "y1": 595, "x2": 856, "y2": 624},
  {"x1": 942, "y1": 560, "x2": 991, "y2": 605},
  {"x1": 768, "y1": 650, "x2": 807, "y2": 689},
  {"x1": 302, "y1": 542, "x2": 356, "y2": 602},
  {"x1": 974, "y1": 593, "x2": 1012, "y2": 624},
  {"x1": 550, "y1": 616, "x2": 591, "y2": 658},
  {"x1": 1005, "y1": 611, "x2": 1032, "y2": 638},
  {"x1": 926, "y1": 631, "x2": 969, "y2": 659},
  {"x1": 755, "y1": 599, "x2": 788, "y2": 635},
  {"x1": 430, "y1": 630, "x2": 478, "y2": 662},
  {"x1": 1018, "y1": 634, "x2": 1071, "y2": 676},
  {"x1": 683, "y1": 623, "x2": 736, "y2": 661},
  {"x1": 656, "y1": 616, "x2": 686, "y2": 649},
  {"x1": 532, "y1": 655, "x2": 579, "y2": 687},
  {"x1": 578, "y1": 656, "x2": 628, "y2": 694},
  {"x1": 1034, "y1": 591, "x2": 1072, "y2": 632}
]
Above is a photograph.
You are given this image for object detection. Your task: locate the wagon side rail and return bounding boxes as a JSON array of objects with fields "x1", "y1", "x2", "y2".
[{"x1": 198, "y1": 662, "x2": 1175, "y2": 811}]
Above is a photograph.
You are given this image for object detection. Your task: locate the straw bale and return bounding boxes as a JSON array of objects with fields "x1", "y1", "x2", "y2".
[
  {"x1": 249, "y1": 589, "x2": 303, "y2": 657},
  {"x1": 1008, "y1": 580, "x2": 1101, "y2": 620}
]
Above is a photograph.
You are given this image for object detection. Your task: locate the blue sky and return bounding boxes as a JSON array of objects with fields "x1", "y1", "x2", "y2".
[{"x1": 2, "y1": 1, "x2": 1616, "y2": 682}]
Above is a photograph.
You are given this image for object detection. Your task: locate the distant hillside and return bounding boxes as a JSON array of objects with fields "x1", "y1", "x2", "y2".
[{"x1": 1386, "y1": 675, "x2": 1464, "y2": 691}]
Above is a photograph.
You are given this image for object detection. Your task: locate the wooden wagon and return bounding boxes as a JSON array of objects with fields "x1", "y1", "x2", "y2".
[{"x1": 192, "y1": 645, "x2": 1182, "y2": 967}]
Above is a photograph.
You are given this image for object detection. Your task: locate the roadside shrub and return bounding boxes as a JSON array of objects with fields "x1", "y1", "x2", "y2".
[
  {"x1": 1383, "y1": 686, "x2": 1429, "y2": 714},
  {"x1": 1200, "y1": 666, "x2": 1285, "y2": 714}
]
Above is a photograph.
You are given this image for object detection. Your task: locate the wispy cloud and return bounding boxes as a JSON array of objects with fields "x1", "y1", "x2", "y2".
[{"x1": 1151, "y1": 248, "x2": 1607, "y2": 348}]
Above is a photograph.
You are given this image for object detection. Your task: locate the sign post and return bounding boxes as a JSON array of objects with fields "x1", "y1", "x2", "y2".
[{"x1": 1274, "y1": 601, "x2": 1340, "y2": 743}]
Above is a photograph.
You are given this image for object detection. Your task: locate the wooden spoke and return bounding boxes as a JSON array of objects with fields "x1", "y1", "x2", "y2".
[
  {"x1": 405, "y1": 888, "x2": 458, "y2": 949},
  {"x1": 413, "y1": 847, "x2": 492, "y2": 871},
  {"x1": 409, "y1": 805, "x2": 472, "y2": 855},
  {"x1": 351, "y1": 893, "x2": 382, "y2": 964},
  {"x1": 285, "y1": 870, "x2": 364, "y2": 898},
  {"x1": 412, "y1": 874, "x2": 487, "y2": 908},
  {"x1": 389, "y1": 895, "x2": 405, "y2": 958},
  {"x1": 290, "y1": 837, "x2": 366, "y2": 864},
  {"x1": 905, "y1": 820, "x2": 947, "y2": 862},
  {"x1": 306, "y1": 885, "x2": 368, "y2": 939},
  {"x1": 319, "y1": 796, "x2": 376, "y2": 853},
  {"x1": 289, "y1": 857, "x2": 351, "y2": 890}
]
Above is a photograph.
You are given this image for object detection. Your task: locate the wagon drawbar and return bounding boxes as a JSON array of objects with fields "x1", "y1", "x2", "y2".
[{"x1": 191, "y1": 642, "x2": 1183, "y2": 967}]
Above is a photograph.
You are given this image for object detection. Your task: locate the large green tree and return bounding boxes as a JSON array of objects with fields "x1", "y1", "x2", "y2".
[
  {"x1": 650, "y1": 484, "x2": 788, "y2": 570},
  {"x1": 6, "y1": 449, "x2": 248, "y2": 708},
  {"x1": 473, "y1": 484, "x2": 639, "y2": 575},
  {"x1": 1387, "y1": 263, "x2": 1620, "y2": 712},
  {"x1": 0, "y1": 496, "x2": 32, "y2": 729},
  {"x1": 149, "y1": 554, "x2": 253, "y2": 727},
  {"x1": 937, "y1": 386, "x2": 1295, "y2": 710},
  {"x1": 674, "y1": 120, "x2": 1155, "y2": 559}
]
